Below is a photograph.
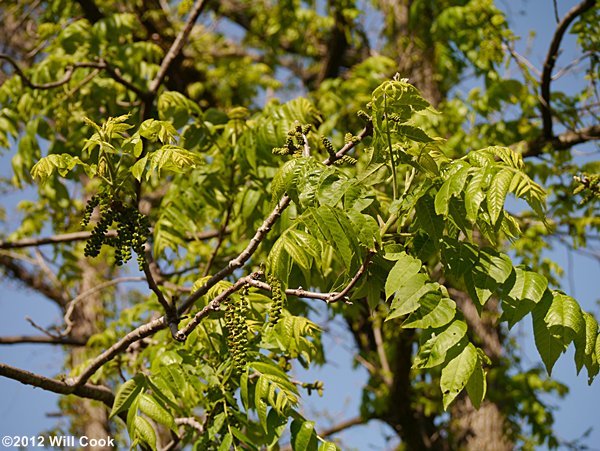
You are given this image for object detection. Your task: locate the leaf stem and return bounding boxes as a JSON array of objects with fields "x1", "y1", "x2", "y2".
[{"x1": 384, "y1": 92, "x2": 398, "y2": 201}]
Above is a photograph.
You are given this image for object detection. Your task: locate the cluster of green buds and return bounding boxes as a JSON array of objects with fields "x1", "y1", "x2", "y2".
[
  {"x1": 574, "y1": 173, "x2": 600, "y2": 205},
  {"x1": 321, "y1": 135, "x2": 357, "y2": 166},
  {"x1": 81, "y1": 192, "x2": 150, "y2": 270},
  {"x1": 223, "y1": 287, "x2": 250, "y2": 374},
  {"x1": 266, "y1": 273, "x2": 286, "y2": 326},
  {"x1": 272, "y1": 124, "x2": 311, "y2": 156}
]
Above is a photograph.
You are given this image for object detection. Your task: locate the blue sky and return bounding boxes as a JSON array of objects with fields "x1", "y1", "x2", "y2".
[{"x1": 1, "y1": 1, "x2": 600, "y2": 450}]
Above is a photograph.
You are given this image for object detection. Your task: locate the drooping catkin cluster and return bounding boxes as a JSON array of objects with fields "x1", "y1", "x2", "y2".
[
  {"x1": 223, "y1": 287, "x2": 250, "y2": 374},
  {"x1": 266, "y1": 273, "x2": 286, "y2": 326},
  {"x1": 272, "y1": 124, "x2": 311, "y2": 156},
  {"x1": 81, "y1": 192, "x2": 150, "y2": 270}
]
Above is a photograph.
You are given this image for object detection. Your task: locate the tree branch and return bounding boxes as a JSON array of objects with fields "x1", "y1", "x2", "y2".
[
  {"x1": 175, "y1": 271, "x2": 262, "y2": 341},
  {"x1": 0, "y1": 335, "x2": 87, "y2": 346},
  {"x1": 520, "y1": 124, "x2": 600, "y2": 157},
  {"x1": 70, "y1": 316, "x2": 166, "y2": 387},
  {"x1": 0, "y1": 363, "x2": 114, "y2": 407},
  {"x1": 0, "y1": 228, "x2": 221, "y2": 250},
  {"x1": 148, "y1": 0, "x2": 207, "y2": 95},
  {"x1": 247, "y1": 251, "x2": 372, "y2": 303},
  {"x1": 539, "y1": 0, "x2": 597, "y2": 139},
  {"x1": 0, "y1": 254, "x2": 69, "y2": 306},
  {"x1": 319, "y1": 416, "x2": 367, "y2": 438}
]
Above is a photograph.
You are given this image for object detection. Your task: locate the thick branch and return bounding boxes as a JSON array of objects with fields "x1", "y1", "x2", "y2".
[
  {"x1": 0, "y1": 254, "x2": 69, "y2": 306},
  {"x1": 148, "y1": 0, "x2": 207, "y2": 95},
  {"x1": 0, "y1": 363, "x2": 114, "y2": 407},
  {"x1": 520, "y1": 124, "x2": 600, "y2": 157},
  {"x1": 539, "y1": 0, "x2": 597, "y2": 139}
]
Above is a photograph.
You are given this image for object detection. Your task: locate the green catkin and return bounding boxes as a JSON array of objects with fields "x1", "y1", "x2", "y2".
[
  {"x1": 224, "y1": 287, "x2": 249, "y2": 374},
  {"x1": 81, "y1": 193, "x2": 149, "y2": 269},
  {"x1": 266, "y1": 273, "x2": 285, "y2": 326}
]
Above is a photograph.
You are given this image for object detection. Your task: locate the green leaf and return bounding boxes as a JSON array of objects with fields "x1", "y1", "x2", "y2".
[
  {"x1": 403, "y1": 294, "x2": 456, "y2": 329},
  {"x1": 464, "y1": 167, "x2": 487, "y2": 222},
  {"x1": 501, "y1": 268, "x2": 548, "y2": 328},
  {"x1": 110, "y1": 374, "x2": 146, "y2": 418},
  {"x1": 532, "y1": 294, "x2": 565, "y2": 375},
  {"x1": 465, "y1": 358, "x2": 486, "y2": 409},
  {"x1": 435, "y1": 165, "x2": 470, "y2": 215},
  {"x1": 292, "y1": 419, "x2": 315, "y2": 451},
  {"x1": 545, "y1": 292, "x2": 584, "y2": 348},
  {"x1": 396, "y1": 124, "x2": 433, "y2": 142},
  {"x1": 147, "y1": 145, "x2": 203, "y2": 178},
  {"x1": 413, "y1": 320, "x2": 468, "y2": 369},
  {"x1": 318, "y1": 442, "x2": 339, "y2": 451},
  {"x1": 130, "y1": 154, "x2": 148, "y2": 181},
  {"x1": 134, "y1": 416, "x2": 157, "y2": 450},
  {"x1": 574, "y1": 311, "x2": 599, "y2": 379},
  {"x1": 384, "y1": 252, "x2": 422, "y2": 300},
  {"x1": 386, "y1": 274, "x2": 431, "y2": 320},
  {"x1": 31, "y1": 154, "x2": 92, "y2": 182},
  {"x1": 138, "y1": 394, "x2": 176, "y2": 433},
  {"x1": 255, "y1": 376, "x2": 270, "y2": 432},
  {"x1": 414, "y1": 194, "x2": 444, "y2": 242},
  {"x1": 487, "y1": 168, "x2": 513, "y2": 224},
  {"x1": 441, "y1": 343, "x2": 478, "y2": 410},
  {"x1": 217, "y1": 432, "x2": 233, "y2": 451}
]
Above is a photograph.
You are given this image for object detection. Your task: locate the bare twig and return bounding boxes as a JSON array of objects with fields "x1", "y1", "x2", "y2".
[
  {"x1": 539, "y1": 0, "x2": 596, "y2": 139},
  {"x1": 0, "y1": 363, "x2": 114, "y2": 407},
  {"x1": 148, "y1": 0, "x2": 207, "y2": 95},
  {"x1": 25, "y1": 316, "x2": 60, "y2": 338},
  {"x1": 323, "y1": 125, "x2": 372, "y2": 165},
  {"x1": 247, "y1": 252, "x2": 372, "y2": 303},
  {"x1": 202, "y1": 198, "x2": 234, "y2": 277}
]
